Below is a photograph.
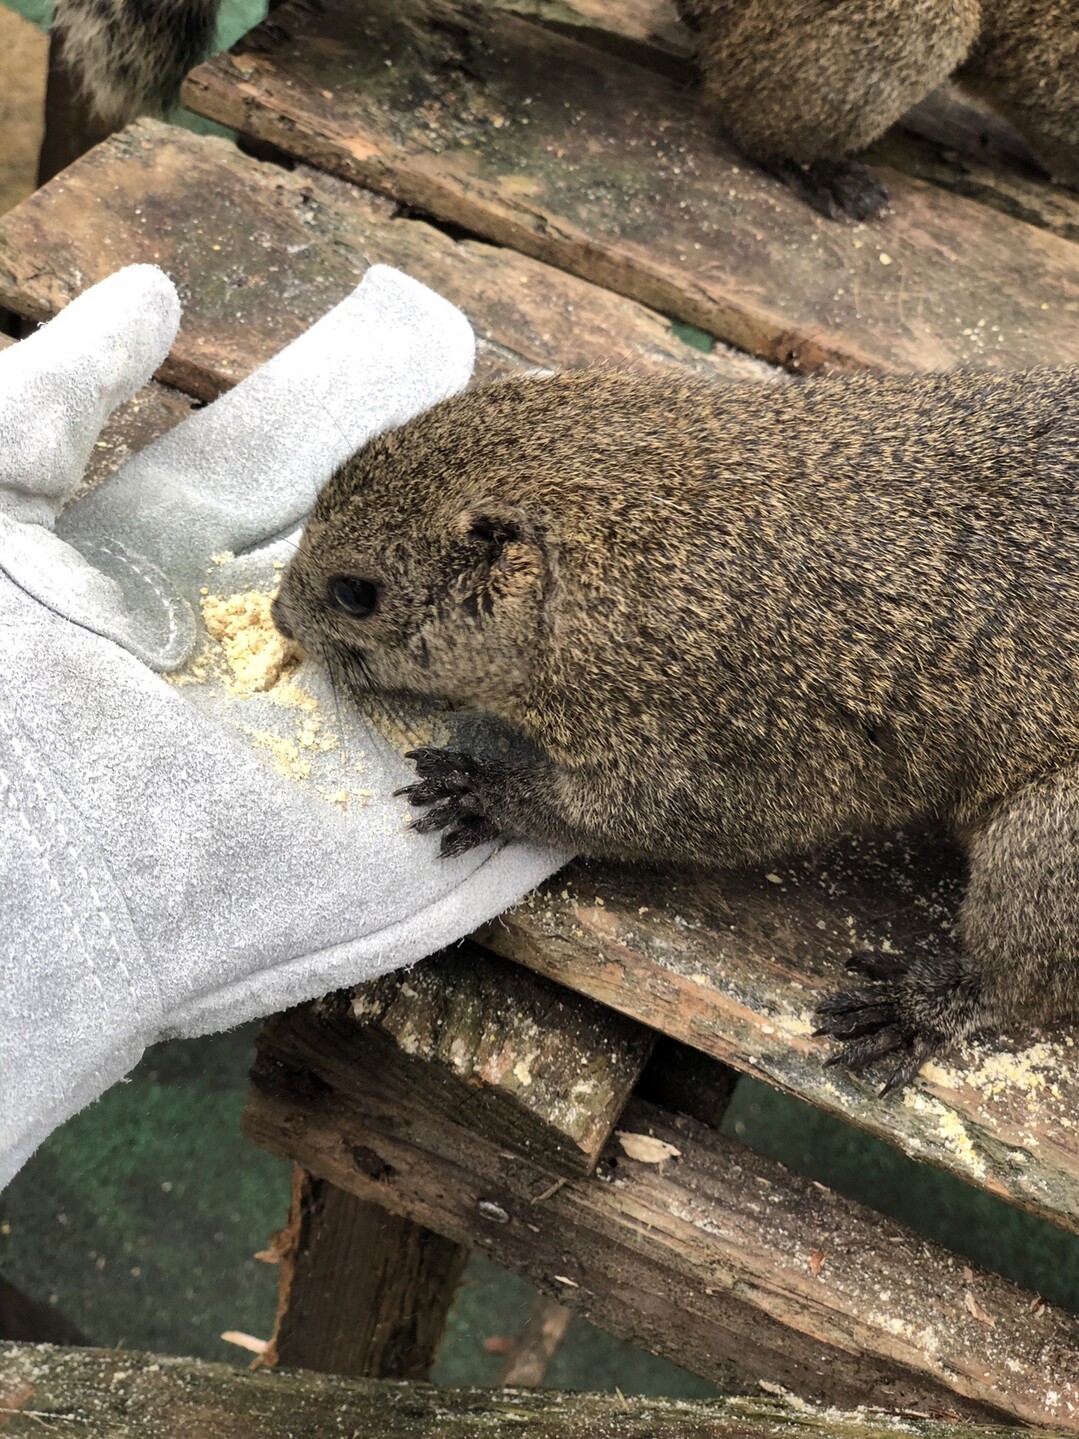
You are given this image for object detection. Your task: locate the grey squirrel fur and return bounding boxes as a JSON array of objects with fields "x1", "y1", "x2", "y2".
[
  {"x1": 52, "y1": 0, "x2": 219, "y2": 123},
  {"x1": 52, "y1": 0, "x2": 1079, "y2": 221},
  {"x1": 272, "y1": 366, "x2": 1079, "y2": 1091}
]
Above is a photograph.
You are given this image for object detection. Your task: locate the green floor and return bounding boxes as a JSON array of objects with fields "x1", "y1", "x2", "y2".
[{"x1": 6, "y1": 0, "x2": 1079, "y2": 1397}]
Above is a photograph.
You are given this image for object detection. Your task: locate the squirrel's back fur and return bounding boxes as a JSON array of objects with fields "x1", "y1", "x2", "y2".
[{"x1": 53, "y1": 0, "x2": 218, "y2": 123}]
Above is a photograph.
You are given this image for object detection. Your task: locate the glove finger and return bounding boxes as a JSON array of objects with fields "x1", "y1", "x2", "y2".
[
  {"x1": 0, "y1": 266, "x2": 179, "y2": 523},
  {"x1": 60, "y1": 265, "x2": 475, "y2": 593}
]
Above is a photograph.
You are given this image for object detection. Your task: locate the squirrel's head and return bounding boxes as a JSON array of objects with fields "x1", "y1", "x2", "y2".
[{"x1": 272, "y1": 383, "x2": 557, "y2": 715}]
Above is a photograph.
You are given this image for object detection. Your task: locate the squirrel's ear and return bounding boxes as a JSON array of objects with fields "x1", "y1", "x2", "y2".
[
  {"x1": 462, "y1": 511, "x2": 524, "y2": 548},
  {"x1": 455, "y1": 505, "x2": 546, "y2": 613}
]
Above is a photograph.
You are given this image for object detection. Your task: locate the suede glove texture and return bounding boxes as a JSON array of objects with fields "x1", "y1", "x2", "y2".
[{"x1": 0, "y1": 264, "x2": 564, "y2": 1189}]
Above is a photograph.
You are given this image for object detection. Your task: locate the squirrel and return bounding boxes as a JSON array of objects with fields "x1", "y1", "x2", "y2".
[
  {"x1": 271, "y1": 366, "x2": 1079, "y2": 1091},
  {"x1": 680, "y1": 0, "x2": 1079, "y2": 219}
]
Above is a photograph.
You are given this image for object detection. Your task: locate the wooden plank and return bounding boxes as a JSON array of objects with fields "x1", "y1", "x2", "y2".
[
  {"x1": 341, "y1": 945, "x2": 653, "y2": 1176},
  {"x1": 3, "y1": 1343, "x2": 1072, "y2": 1439},
  {"x1": 479, "y1": 0, "x2": 1054, "y2": 188},
  {"x1": 485, "y1": 0, "x2": 690, "y2": 76},
  {"x1": 498, "y1": 1295, "x2": 572, "y2": 1385},
  {"x1": 478, "y1": 847, "x2": 1079, "y2": 1237},
  {"x1": 184, "y1": 0, "x2": 1079, "y2": 374},
  {"x1": 265, "y1": 1166, "x2": 468, "y2": 1376},
  {"x1": 245, "y1": 1002, "x2": 1079, "y2": 1428},
  {"x1": 79, "y1": 380, "x2": 196, "y2": 498},
  {"x1": 0, "y1": 120, "x2": 770, "y2": 403},
  {"x1": 871, "y1": 127, "x2": 1079, "y2": 247}
]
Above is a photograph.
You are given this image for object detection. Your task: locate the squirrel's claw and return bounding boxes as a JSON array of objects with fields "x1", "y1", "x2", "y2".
[
  {"x1": 400, "y1": 746, "x2": 502, "y2": 857},
  {"x1": 763, "y1": 157, "x2": 890, "y2": 222},
  {"x1": 816, "y1": 956, "x2": 955, "y2": 1094}
]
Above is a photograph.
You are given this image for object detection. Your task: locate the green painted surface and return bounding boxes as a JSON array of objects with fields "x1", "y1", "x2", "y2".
[
  {"x1": 670, "y1": 320, "x2": 713, "y2": 353},
  {"x1": 0, "y1": 1029, "x2": 286, "y2": 1363}
]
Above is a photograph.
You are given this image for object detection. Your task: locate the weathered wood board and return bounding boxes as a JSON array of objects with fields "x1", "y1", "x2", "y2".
[
  {"x1": 184, "y1": 0, "x2": 1079, "y2": 373},
  {"x1": 870, "y1": 128, "x2": 1079, "y2": 247},
  {"x1": 346, "y1": 945, "x2": 654, "y2": 1175},
  {"x1": 5, "y1": 1342, "x2": 1074, "y2": 1439},
  {"x1": 478, "y1": 840, "x2": 1079, "y2": 1238},
  {"x1": 264, "y1": 947, "x2": 652, "y2": 1373},
  {"x1": 0, "y1": 121, "x2": 768, "y2": 402},
  {"x1": 485, "y1": 0, "x2": 690, "y2": 75},
  {"x1": 265, "y1": 1166, "x2": 469, "y2": 1376},
  {"x1": 474, "y1": 0, "x2": 1079, "y2": 245},
  {"x1": 246, "y1": 992, "x2": 1079, "y2": 1428}
]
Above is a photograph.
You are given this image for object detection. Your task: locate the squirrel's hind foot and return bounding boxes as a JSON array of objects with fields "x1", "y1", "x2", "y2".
[
  {"x1": 814, "y1": 950, "x2": 984, "y2": 1094},
  {"x1": 765, "y1": 158, "x2": 891, "y2": 221}
]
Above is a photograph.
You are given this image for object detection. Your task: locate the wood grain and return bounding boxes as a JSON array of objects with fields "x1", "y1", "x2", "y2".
[
  {"x1": 0, "y1": 120, "x2": 770, "y2": 402},
  {"x1": 4, "y1": 1341, "x2": 1072, "y2": 1438},
  {"x1": 345, "y1": 945, "x2": 654, "y2": 1175},
  {"x1": 245, "y1": 994, "x2": 1079, "y2": 1427},
  {"x1": 184, "y1": 0, "x2": 1079, "y2": 373},
  {"x1": 478, "y1": 840, "x2": 1079, "y2": 1238},
  {"x1": 265, "y1": 1166, "x2": 468, "y2": 1376}
]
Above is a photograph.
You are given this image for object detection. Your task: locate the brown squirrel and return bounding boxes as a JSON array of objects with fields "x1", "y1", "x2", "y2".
[
  {"x1": 680, "y1": 0, "x2": 1079, "y2": 218},
  {"x1": 272, "y1": 366, "x2": 1079, "y2": 1091}
]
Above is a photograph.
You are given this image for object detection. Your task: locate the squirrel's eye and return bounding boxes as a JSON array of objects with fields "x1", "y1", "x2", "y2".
[{"x1": 327, "y1": 575, "x2": 379, "y2": 619}]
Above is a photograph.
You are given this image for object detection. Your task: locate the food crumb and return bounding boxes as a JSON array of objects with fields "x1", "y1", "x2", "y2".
[
  {"x1": 242, "y1": 728, "x2": 313, "y2": 782},
  {"x1": 201, "y1": 589, "x2": 296, "y2": 695}
]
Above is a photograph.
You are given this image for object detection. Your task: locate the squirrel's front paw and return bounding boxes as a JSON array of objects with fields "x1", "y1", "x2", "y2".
[
  {"x1": 813, "y1": 951, "x2": 983, "y2": 1095},
  {"x1": 398, "y1": 747, "x2": 502, "y2": 858}
]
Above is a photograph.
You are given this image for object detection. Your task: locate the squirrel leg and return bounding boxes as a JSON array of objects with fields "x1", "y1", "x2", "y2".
[
  {"x1": 958, "y1": 2, "x2": 1079, "y2": 188},
  {"x1": 816, "y1": 765, "x2": 1079, "y2": 1091},
  {"x1": 759, "y1": 159, "x2": 892, "y2": 223},
  {"x1": 682, "y1": 0, "x2": 981, "y2": 219}
]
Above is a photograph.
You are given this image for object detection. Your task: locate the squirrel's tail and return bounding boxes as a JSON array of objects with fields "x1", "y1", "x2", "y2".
[{"x1": 52, "y1": 0, "x2": 221, "y2": 124}]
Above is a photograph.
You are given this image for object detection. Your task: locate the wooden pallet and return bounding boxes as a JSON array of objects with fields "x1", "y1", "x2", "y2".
[
  {"x1": 4, "y1": 1341, "x2": 1073, "y2": 1438},
  {"x1": 246, "y1": 953, "x2": 1079, "y2": 1426},
  {"x1": 2, "y1": 0, "x2": 1079, "y2": 1415}
]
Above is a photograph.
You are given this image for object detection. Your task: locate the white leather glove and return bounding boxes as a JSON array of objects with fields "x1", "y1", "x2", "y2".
[{"x1": 0, "y1": 264, "x2": 563, "y2": 1189}]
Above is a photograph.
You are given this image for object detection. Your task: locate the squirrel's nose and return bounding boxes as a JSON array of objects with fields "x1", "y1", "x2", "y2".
[{"x1": 270, "y1": 594, "x2": 295, "y2": 641}]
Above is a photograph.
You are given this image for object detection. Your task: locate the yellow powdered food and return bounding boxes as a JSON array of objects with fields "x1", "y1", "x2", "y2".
[
  {"x1": 172, "y1": 586, "x2": 445, "y2": 798},
  {"x1": 200, "y1": 589, "x2": 297, "y2": 695},
  {"x1": 241, "y1": 727, "x2": 313, "y2": 783}
]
